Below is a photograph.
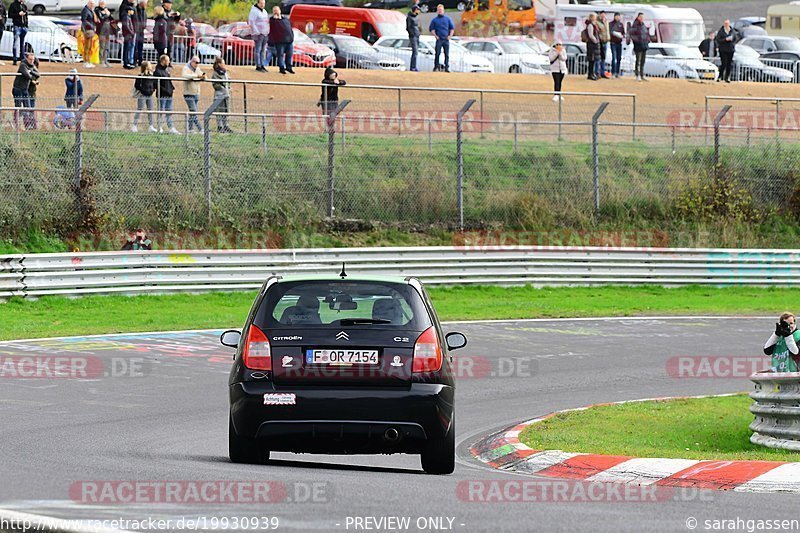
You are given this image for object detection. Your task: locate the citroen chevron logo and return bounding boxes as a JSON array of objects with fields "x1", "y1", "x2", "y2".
[{"x1": 336, "y1": 331, "x2": 349, "y2": 341}]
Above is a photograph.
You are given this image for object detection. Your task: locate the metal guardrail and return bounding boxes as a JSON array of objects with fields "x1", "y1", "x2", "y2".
[
  {"x1": 750, "y1": 371, "x2": 800, "y2": 452},
  {"x1": 2, "y1": 246, "x2": 800, "y2": 299}
]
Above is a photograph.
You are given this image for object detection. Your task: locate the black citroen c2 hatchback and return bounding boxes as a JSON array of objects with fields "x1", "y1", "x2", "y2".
[{"x1": 221, "y1": 274, "x2": 467, "y2": 475}]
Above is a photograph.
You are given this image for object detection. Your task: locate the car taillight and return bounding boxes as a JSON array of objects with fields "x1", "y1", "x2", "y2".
[
  {"x1": 242, "y1": 324, "x2": 271, "y2": 371},
  {"x1": 413, "y1": 326, "x2": 443, "y2": 373}
]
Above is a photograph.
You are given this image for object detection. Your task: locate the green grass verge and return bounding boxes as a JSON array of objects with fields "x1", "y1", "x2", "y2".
[
  {"x1": 519, "y1": 395, "x2": 798, "y2": 462},
  {"x1": 0, "y1": 285, "x2": 793, "y2": 341}
]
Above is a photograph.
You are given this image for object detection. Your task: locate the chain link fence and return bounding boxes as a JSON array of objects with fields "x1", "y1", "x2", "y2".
[{"x1": 1, "y1": 96, "x2": 799, "y2": 237}]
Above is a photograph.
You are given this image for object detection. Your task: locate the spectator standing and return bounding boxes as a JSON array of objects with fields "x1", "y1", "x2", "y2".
[
  {"x1": 428, "y1": 4, "x2": 454, "y2": 72},
  {"x1": 12, "y1": 53, "x2": 37, "y2": 129},
  {"x1": 596, "y1": 11, "x2": 610, "y2": 79},
  {"x1": 65, "y1": 68, "x2": 83, "y2": 108},
  {"x1": 548, "y1": 41, "x2": 567, "y2": 102},
  {"x1": 716, "y1": 20, "x2": 735, "y2": 83},
  {"x1": 26, "y1": 56, "x2": 39, "y2": 129},
  {"x1": 119, "y1": 0, "x2": 136, "y2": 69},
  {"x1": 173, "y1": 19, "x2": 188, "y2": 63},
  {"x1": 583, "y1": 13, "x2": 600, "y2": 81},
  {"x1": 184, "y1": 18, "x2": 197, "y2": 61},
  {"x1": 95, "y1": 0, "x2": 112, "y2": 68},
  {"x1": 182, "y1": 56, "x2": 205, "y2": 133},
  {"x1": 134, "y1": 0, "x2": 148, "y2": 65},
  {"x1": 152, "y1": 6, "x2": 169, "y2": 58},
  {"x1": 406, "y1": 4, "x2": 420, "y2": 72},
  {"x1": 132, "y1": 60, "x2": 157, "y2": 132},
  {"x1": 9, "y1": 0, "x2": 28, "y2": 66},
  {"x1": 629, "y1": 12, "x2": 649, "y2": 81},
  {"x1": 81, "y1": 0, "x2": 98, "y2": 68},
  {"x1": 0, "y1": 1, "x2": 7, "y2": 66},
  {"x1": 699, "y1": 31, "x2": 716, "y2": 59},
  {"x1": 764, "y1": 313, "x2": 800, "y2": 373},
  {"x1": 318, "y1": 66, "x2": 345, "y2": 116},
  {"x1": 122, "y1": 229, "x2": 153, "y2": 250},
  {"x1": 269, "y1": 6, "x2": 294, "y2": 75},
  {"x1": 249, "y1": 0, "x2": 270, "y2": 72},
  {"x1": 154, "y1": 54, "x2": 180, "y2": 134},
  {"x1": 162, "y1": 0, "x2": 181, "y2": 59},
  {"x1": 609, "y1": 12, "x2": 625, "y2": 78},
  {"x1": 211, "y1": 57, "x2": 233, "y2": 133}
]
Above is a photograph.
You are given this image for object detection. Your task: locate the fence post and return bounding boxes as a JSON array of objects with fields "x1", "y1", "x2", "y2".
[
  {"x1": 457, "y1": 99, "x2": 476, "y2": 231},
  {"x1": 326, "y1": 100, "x2": 350, "y2": 218},
  {"x1": 713, "y1": 105, "x2": 732, "y2": 180},
  {"x1": 261, "y1": 115, "x2": 267, "y2": 155},
  {"x1": 243, "y1": 83, "x2": 248, "y2": 134},
  {"x1": 671, "y1": 126, "x2": 676, "y2": 155},
  {"x1": 513, "y1": 122, "x2": 518, "y2": 154},
  {"x1": 631, "y1": 96, "x2": 636, "y2": 141},
  {"x1": 591, "y1": 102, "x2": 610, "y2": 216},
  {"x1": 397, "y1": 88, "x2": 402, "y2": 136},
  {"x1": 479, "y1": 91, "x2": 484, "y2": 139},
  {"x1": 73, "y1": 95, "x2": 100, "y2": 218},
  {"x1": 558, "y1": 95, "x2": 563, "y2": 141},
  {"x1": 203, "y1": 97, "x2": 225, "y2": 225},
  {"x1": 427, "y1": 119, "x2": 432, "y2": 151}
]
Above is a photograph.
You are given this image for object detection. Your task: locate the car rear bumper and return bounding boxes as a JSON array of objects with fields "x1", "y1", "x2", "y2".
[{"x1": 230, "y1": 381, "x2": 454, "y2": 454}]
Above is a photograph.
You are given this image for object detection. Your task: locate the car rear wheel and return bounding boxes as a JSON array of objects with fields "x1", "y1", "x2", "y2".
[
  {"x1": 420, "y1": 421, "x2": 455, "y2": 475},
  {"x1": 33, "y1": 4, "x2": 45, "y2": 15},
  {"x1": 509, "y1": 64, "x2": 521, "y2": 73},
  {"x1": 229, "y1": 416, "x2": 270, "y2": 464}
]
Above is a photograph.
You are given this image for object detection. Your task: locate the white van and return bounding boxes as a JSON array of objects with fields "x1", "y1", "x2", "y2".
[
  {"x1": 767, "y1": 3, "x2": 800, "y2": 38},
  {"x1": 25, "y1": 0, "x2": 121, "y2": 15},
  {"x1": 553, "y1": 2, "x2": 706, "y2": 48}
]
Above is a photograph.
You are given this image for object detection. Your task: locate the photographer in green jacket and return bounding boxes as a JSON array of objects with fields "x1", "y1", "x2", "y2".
[{"x1": 764, "y1": 312, "x2": 800, "y2": 372}]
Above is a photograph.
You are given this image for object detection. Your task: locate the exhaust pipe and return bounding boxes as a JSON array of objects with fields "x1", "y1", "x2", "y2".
[{"x1": 383, "y1": 427, "x2": 401, "y2": 442}]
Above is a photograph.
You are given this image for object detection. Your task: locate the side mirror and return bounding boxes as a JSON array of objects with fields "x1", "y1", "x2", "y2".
[
  {"x1": 445, "y1": 332, "x2": 467, "y2": 351},
  {"x1": 220, "y1": 329, "x2": 241, "y2": 348}
]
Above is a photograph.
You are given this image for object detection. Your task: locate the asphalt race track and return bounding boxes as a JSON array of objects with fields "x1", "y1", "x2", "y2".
[{"x1": 1, "y1": 317, "x2": 798, "y2": 532}]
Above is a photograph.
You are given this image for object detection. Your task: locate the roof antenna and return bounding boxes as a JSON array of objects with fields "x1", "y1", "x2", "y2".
[{"x1": 339, "y1": 262, "x2": 347, "y2": 279}]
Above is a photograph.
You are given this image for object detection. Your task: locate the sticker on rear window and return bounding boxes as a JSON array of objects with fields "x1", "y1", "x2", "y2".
[{"x1": 263, "y1": 393, "x2": 296, "y2": 406}]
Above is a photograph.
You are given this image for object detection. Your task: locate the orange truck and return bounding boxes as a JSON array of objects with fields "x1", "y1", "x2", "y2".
[
  {"x1": 460, "y1": 0, "x2": 537, "y2": 36},
  {"x1": 289, "y1": 5, "x2": 407, "y2": 44}
]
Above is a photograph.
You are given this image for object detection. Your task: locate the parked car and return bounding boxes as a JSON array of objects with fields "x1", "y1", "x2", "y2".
[
  {"x1": 711, "y1": 43, "x2": 795, "y2": 82},
  {"x1": 222, "y1": 26, "x2": 335, "y2": 67},
  {"x1": 461, "y1": 38, "x2": 548, "y2": 74},
  {"x1": 643, "y1": 43, "x2": 718, "y2": 80},
  {"x1": 734, "y1": 17, "x2": 767, "y2": 40},
  {"x1": 738, "y1": 35, "x2": 800, "y2": 55},
  {"x1": 418, "y1": 0, "x2": 469, "y2": 13},
  {"x1": 760, "y1": 50, "x2": 800, "y2": 76},
  {"x1": 25, "y1": 0, "x2": 120, "y2": 15},
  {"x1": 373, "y1": 34, "x2": 494, "y2": 72},
  {"x1": 311, "y1": 33, "x2": 405, "y2": 70},
  {"x1": 363, "y1": 0, "x2": 411, "y2": 8},
  {"x1": 1, "y1": 16, "x2": 78, "y2": 62}
]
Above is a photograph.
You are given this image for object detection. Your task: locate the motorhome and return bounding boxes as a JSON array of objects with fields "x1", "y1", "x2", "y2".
[
  {"x1": 553, "y1": 2, "x2": 706, "y2": 48},
  {"x1": 767, "y1": 2, "x2": 800, "y2": 38}
]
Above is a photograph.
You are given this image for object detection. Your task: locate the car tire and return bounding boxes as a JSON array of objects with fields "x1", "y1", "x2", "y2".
[
  {"x1": 509, "y1": 64, "x2": 521, "y2": 73},
  {"x1": 456, "y1": 1, "x2": 466, "y2": 10},
  {"x1": 229, "y1": 416, "x2": 269, "y2": 464},
  {"x1": 420, "y1": 421, "x2": 455, "y2": 475},
  {"x1": 33, "y1": 4, "x2": 45, "y2": 15},
  {"x1": 666, "y1": 70, "x2": 678, "y2": 78}
]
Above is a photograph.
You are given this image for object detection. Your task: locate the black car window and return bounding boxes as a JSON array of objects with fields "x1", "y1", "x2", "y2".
[{"x1": 257, "y1": 280, "x2": 432, "y2": 329}]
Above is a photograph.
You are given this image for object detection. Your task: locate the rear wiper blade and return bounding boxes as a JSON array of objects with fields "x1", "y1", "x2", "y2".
[{"x1": 339, "y1": 318, "x2": 392, "y2": 325}]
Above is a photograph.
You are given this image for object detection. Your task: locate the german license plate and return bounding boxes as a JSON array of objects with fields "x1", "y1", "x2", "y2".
[
  {"x1": 306, "y1": 349, "x2": 379, "y2": 365},
  {"x1": 702, "y1": 72, "x2": 715, "y2": 79}
]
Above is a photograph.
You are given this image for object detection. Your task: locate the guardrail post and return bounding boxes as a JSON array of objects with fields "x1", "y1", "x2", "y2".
[
  {"x1": 713, "y1": 105, "x2": 732, "y2": 181},
  {"x1": 456, "y1": 99, "x2": 476, "y2": 231},
  {"x1": 326, "y1": 100, "x2": 350, "y2": 218},
  {"x1": 592, "y1": 102, "x2": 610, "y2": 216},
  {"x1": 203, "y1": 97, "x2": 225, "y2": 225}
]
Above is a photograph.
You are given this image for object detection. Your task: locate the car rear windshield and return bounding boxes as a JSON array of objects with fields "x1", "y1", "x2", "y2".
[{"x1": 256, "y1": 280, "x2": 432, "y2": 330}]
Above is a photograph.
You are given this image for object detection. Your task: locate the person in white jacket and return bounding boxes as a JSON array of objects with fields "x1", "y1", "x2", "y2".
[
  {"x1": 249, "y1": 0, "x2": 270, "y2": 72},
  {"x1": 548, "y1": 42, "x2": 567, "y2": 102}
]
